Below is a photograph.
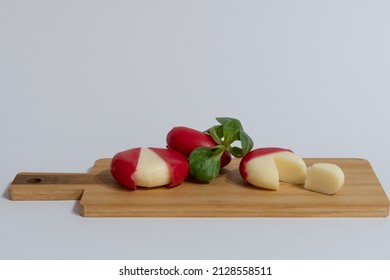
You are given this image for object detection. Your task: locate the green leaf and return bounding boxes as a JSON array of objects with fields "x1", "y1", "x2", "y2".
[
  {"x1": 191, "y1": 117, "x2": 254, "y2": 181},
  {"x1": 208, "y1": 125, "x2": 224, "y2": 145},
  {"x1": 216, "y1": 117, "x2": 243, "y2": 129},
  {"x1": 188, "y1": 146, "x2": 225, "y2": 182},
  {"x1": 227, "y1": 131, "x2": 254, "y2": 157},
  {"x1": 217, "y1": 118, "x2": 243, "y2": 147},
  {"x1": 228, "y1": 146, "x2": 243, "y2": 158},
  {"x1": 239, "y1": 130, "x2": 254, "y2": 156}
]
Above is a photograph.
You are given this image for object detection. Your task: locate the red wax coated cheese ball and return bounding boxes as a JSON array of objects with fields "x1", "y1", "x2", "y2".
[{"x1": 111, "y1": 147, "x2": 189, "y2": 190}]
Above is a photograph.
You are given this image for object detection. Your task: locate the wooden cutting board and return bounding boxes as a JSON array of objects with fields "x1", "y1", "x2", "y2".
[{"x1": 8, "y1": 158, "x2": 390, "y2": 218}]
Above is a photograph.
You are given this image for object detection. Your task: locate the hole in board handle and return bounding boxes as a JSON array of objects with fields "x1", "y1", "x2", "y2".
[{"x1": 26, "y1": 177, "x2": 42, "y2": 184}]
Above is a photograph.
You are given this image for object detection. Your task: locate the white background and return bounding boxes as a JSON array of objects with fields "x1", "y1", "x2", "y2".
[
  {"x1": 1, "y1": 0, "x2": 389, "y2": 259},
  {"x1": 1, "y1": 260, "x2": 390, "y2": 279}
]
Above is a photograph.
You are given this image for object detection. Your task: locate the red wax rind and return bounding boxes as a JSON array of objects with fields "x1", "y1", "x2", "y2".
[{"x1": 111, "y1": 147, "x2": 141, "y2": 190}]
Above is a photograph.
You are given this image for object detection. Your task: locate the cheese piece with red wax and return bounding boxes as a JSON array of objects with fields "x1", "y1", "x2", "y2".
[
  {"x1": 111, "y1": 147, "x2": 189, "y2": 190},
  {"x1": 239, "y1": 147, "x2": 307, "y2": 190}
]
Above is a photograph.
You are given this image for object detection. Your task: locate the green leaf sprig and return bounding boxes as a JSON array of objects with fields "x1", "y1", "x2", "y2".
[{"x1": 188, "y1": 117, "x2": 254, "y2": 182}]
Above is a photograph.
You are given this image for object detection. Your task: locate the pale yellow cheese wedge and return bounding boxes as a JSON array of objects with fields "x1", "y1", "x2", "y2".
[
  {"x1": 244, "y1": 151, "x2": 307, "y2": 190},
  {"x1": 273, "y1": 152, "x2": 307, "y2": 184},
  {"x1": 133, "y1": 148, "x2": 171, "y2": 187},
  {"x1": 304, "y1": 163, "x2": 345, "y2": 195},
  {"x1": 245, "y1": 155, "x2": 279, "y2": 190}
]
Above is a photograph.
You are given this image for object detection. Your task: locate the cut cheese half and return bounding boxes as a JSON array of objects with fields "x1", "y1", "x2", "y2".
[{"x1": 243, "y1": 151, "x2": 307, "y2": 190}]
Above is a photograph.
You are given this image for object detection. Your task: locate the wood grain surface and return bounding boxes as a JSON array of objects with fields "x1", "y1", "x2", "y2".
[{"x1": 9, "y1": 158, "x2": 390, "y2": 218}]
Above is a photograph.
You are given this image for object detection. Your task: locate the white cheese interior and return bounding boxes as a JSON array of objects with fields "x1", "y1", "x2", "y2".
[
  {"x1": 245, "y1": 155, "x2": 279, "y2": 190},
  {"x1": 133, "y1": 148, "x2": 171, "y2": 187},
  {"x1": 273, "y1": 151, "x2": 307, "y2": 184},
  {"x1": 244, "y1": 151, "x2": 307, "y2": 190},
  {"x1": 304, "y1": 163, "x2": 345, "y2": 194}
]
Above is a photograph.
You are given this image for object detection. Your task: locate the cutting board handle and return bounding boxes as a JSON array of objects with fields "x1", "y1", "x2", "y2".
[{"x1": 9, "y1": 172, "x2": 98, "y2": 200}]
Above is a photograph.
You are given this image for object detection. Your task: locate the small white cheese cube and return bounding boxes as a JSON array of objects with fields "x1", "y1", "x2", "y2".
[{"x1": 304, "y1": 163, "x2": 345, "y2": 195}]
